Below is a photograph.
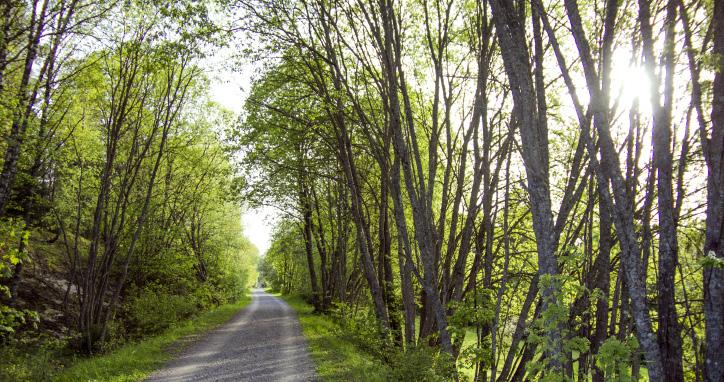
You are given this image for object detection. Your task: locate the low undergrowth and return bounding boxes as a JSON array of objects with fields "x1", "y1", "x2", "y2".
[
  {"x1": 54, "y1": 294, "x2": 251, "y2": 382},
  {"x1": 280, "y1": 294, "x2": 394, "y2": 381},
  {"x1": 0, "y1": 295, "x2": 251, "y2": 382},
  {"x1": 280, "y1": 294, "x2": 459, "y2": 381}
]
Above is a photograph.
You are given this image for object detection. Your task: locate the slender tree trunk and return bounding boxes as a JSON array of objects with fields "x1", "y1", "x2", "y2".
[
  {"x1": 378, "y1": 163, "x2": 402, "y2": 341},
  {"x1": 0, "y1": 0, "x2": 49, "y2": 215},
  {"x1": 537, "y1": 0, "x2": 665, "y2": 377},
  {"x1": 391, "y1": 153, "x2": 417, "y2": 347},
  {"x1": 376, "y1": 0, "x2": 453, "y2": 354},
  {"x1": 704, "y1": 1, "x2": 724, "y2": 380},
  {"x1": 637, "y1": 1, "x2": 685, "y2": 379},
  {"x1": 489, "y1": 0, "x2": 563, "y2": 371},
  {"x1": 592, "y1": 188, "x2": 612, "y2": 382},
  {"x1": 300, "y1": 178, "x2": 321, "y2": 311}
]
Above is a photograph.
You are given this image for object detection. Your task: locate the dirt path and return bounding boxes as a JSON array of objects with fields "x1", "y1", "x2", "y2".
[{"x1": 146, "y1": 289, "x2": 317, "y2": 382}]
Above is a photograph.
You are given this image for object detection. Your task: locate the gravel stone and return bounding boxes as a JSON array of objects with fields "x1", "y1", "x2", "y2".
[{"x1": 146, "y1": 289, "x2": 318, "y2": 382}]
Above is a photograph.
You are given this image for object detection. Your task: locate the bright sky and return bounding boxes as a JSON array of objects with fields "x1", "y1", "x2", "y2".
[
  {"x1": 206, "y1": 48, "x2": 277, "y2": 256},
  {"x1": 241, "y1": 205, "x2": 278, "y2": 255}
]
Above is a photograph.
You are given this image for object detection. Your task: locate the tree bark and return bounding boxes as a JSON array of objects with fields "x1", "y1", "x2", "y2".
[
  {"x1": 538, "y1": 0, "x2": 666, "y2": 377},
  {"x1": 592, "y1": 189, "x2": 612, "y2": 382},
  {"x1": 488, "y1": 0, "x2": 563, "y2": 371},
  {"x1": 637, "y1": 1, "x2": 685, "y2": 379},
  {"x1": 300, "y1": 177, "x2": 321, "y2": 311},
  {"x1": 704, "y1": 1, "x2": 724, "y2": 380}
]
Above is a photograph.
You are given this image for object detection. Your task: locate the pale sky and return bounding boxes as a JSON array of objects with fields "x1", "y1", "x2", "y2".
[
  {"x1": 241, "y1": 205, "x2": 278, "y2": 256},
  {"x1": 207, "y1": 48, "x2": 277, "y2": 256}
]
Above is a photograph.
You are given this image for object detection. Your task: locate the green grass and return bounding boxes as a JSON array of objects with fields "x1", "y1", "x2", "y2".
[
  {"x1": 53, "y1": 295, "x2": 252, "y2": 382},
  {"x1": 278, "y1": 294, "x2": 392, "y2": 381}
]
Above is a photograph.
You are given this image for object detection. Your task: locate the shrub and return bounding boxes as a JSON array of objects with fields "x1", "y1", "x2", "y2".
[
  {"x1": 330, "y1": 302, "x2": 388, "y2": 358},
  {"x1": 0, "y1": 218, "x2": 37, "y2": 338},
  {"x1": 0, "y1": 335, "x2": 65, "y2": 382},
  {"x1": 125, "y1": 286, "x2": 199, "y2": 337},
  {"x1": 329, "y1": 302, "x2": 457, "y2": 381},
  {"x1": 596, "y1": 337, "x2": 639, "y2": 382},
  {"x1": 388, "y1": 344, "x2": 457, "y2": 382}
]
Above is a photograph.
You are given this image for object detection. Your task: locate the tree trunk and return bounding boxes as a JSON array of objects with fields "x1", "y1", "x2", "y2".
[
  {"x1": 704, "y1": 1, "x2": 724, "y2": 381},
  {"x1": 537, "y1": 0, "x2": 666, "y2": 377},
  {"x1": 300, "y1": 177, "x2": 321, "y2": 311},
  {"x1": 592, "y1": 190, "x2": 612, "y2": 382},
  {"x1": 489, "y1": 0, "x2": 563, "y2": 371},
  {"x1": 638, "y1": 1, "x2": 685, "y2": 379}
]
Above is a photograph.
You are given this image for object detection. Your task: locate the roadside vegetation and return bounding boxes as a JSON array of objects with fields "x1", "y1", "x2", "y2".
[
  {"x1": 0, "y1": 1, "x2": 257, "y2": 381},
  {"x1": 280, "y1": 294, "x2": 393, "y2": 381},
  {"x1": 245, "y1": 0, "x2": 722, "y2": 380},
  {"x1": 282, "y1": 293, "x2": 462, "y2": 382},
  {"x1": 54, "y1": 296, "x2": 251, "y2": 382},
  {"x1": 2, "y1": 0, "x2": 723, "y2": 381}
]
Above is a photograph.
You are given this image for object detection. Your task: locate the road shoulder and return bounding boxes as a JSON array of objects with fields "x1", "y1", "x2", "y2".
[
  {"x1": 54, "y1": 296, "x2": 253, "y2": 382},
  {"x1": 278, "y1": 294, "x2": 392, "y2": 381}
]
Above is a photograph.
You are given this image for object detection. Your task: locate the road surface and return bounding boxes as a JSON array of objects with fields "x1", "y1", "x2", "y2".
[{"x1": 146, "y1": 289, "x2": 317, "y2": 382}]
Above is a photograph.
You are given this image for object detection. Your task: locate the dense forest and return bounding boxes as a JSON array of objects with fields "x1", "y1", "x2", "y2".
[
  {"x1": 0, "y1": 1, "x2": 258, "y2": 380},
  {"x1": 243, "y1": 0, "x2": 722, "y2": 381},
  {"x1": 1, "y1": 0, "x2": 722, "y2": 381}
]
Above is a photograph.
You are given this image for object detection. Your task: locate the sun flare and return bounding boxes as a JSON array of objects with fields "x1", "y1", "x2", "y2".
[{"x1": 611, "y1": 49, "x2": 651, "y2": 112}]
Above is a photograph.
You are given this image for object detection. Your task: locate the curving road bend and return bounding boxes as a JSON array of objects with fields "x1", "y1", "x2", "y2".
[{"x1": 146, "y1": 289, "x2": 317, "y2": 382}]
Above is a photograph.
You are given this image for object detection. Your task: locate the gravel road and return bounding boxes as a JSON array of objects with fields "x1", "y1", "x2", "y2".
[{"x1": 146, "y1": 289, "x2": 317, "y2": 382}]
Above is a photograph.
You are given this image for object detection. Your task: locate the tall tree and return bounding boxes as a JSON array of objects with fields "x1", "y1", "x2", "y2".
[
  {"x1": 487, "y1": 0, "x2": 564, "y2": 372},
  {"x1": 704, "y1": 1, "x2": 724, "y2": 380}
]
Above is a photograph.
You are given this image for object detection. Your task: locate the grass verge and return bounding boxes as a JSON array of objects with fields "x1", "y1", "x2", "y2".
[
  {"x1": 53, "y1": 295, "x2": 252, "y2": 382},
  {"x1": 278, "y1": 294, "x2": 392, "y2": 381}
]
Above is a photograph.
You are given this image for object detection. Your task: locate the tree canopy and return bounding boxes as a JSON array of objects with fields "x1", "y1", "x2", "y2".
[{"x1": 1, "y1": 0, "x2": 722, "y2": 381}]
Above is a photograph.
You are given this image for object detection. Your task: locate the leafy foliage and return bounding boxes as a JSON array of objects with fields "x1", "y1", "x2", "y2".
[
  {"x1": 0, "y1": 0, "x2": 257, "y2": 377},
  {"x1": 0, "y1": 219, "x2": 36, "y2": 336},
  {"x1": 595, "y1": 337, "x2": 640, "y2": 382}
]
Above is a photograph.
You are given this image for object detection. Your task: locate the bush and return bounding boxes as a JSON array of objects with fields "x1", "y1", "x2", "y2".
[
  {"x1": 0, "y1": 335, "x2": 65, "y2": 381},
  {"x1": 388, "y1": 344, "x2": 457, "y2": 382},
  {"x1": 596, "y1": 337, "x2": 639, "y2": 382},
  {"x1": 125, "y1": 286, "x2": 199, "y2": 337},
  {"x1": 330, "y1": 302, "x2": 388, "y2": 358},
  {"x1": 0, "y1": 218, "x2": 37, "y2": 338},
  {"x1": 329, "y1": 302, "x2": 457, "y2": 381}
]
